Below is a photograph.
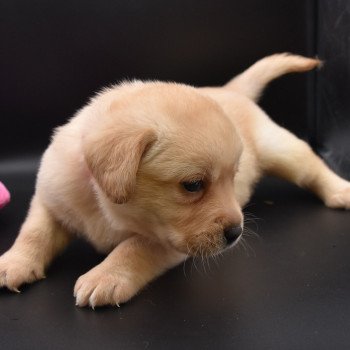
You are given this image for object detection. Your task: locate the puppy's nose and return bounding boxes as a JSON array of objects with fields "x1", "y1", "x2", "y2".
[{"x1": 224, "y1": 225, "x2": 243, "y2": 245}]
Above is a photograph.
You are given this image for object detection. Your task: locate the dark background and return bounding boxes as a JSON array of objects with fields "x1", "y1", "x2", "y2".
[
  {"x1": 1, "y1": 0, "x2": 315, "y2": 158},
  {"x1": 1, "y1": 1, "x2": 350, "y2": 349},
  {"x1": 315, "y1": 0, "x2": 350, "y2": 179}
]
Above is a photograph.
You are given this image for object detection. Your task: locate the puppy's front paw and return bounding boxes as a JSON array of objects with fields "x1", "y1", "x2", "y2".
[
  {"x1": 74, "y1": 267, "x2": 138, "y2": 309},
  {"x1": 325, "y1": 187, "x2": 350, "y2": 209},
  {"x1": 0, "y1": 251, "x2": 46, "y2": 292}
]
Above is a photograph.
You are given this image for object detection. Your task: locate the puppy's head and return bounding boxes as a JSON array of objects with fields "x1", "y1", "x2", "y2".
[{"x1": 84, "y1": 82, "x2": 243, "y2": 257}]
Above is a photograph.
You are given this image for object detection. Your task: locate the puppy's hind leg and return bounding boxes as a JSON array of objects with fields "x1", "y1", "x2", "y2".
[
  {"x1": 0, "y1": 194, "x2": 71, "y2": 292},
  {"x1": 254, "y1": 111, "x2": 350, "y2": 209}
]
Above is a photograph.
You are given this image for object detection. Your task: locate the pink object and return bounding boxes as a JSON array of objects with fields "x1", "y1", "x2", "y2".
[{"x1": 0, "y1": 181, "x2": 10, "y2": 209}]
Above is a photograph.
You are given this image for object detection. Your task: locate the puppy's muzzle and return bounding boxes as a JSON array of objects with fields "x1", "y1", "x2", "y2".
[{"x1": 223, "y1": 225, "x2": 243, "y2": 246}]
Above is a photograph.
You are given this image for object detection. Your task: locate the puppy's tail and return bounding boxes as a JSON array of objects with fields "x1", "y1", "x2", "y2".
[{"x1": 225, "y1": 53, "x2": 322, "y2": 102}]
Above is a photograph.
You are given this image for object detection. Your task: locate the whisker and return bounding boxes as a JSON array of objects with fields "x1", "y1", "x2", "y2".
[
  {"x1": 244, "y1": 226, "x2": 261, "y2": 241},
  {"x1": 243, "y1": 211, "x2": 261, "y2": 220},
  {"x1": 242, "y1": 202, "x2": 256, "y2": 211},
  {"x1": 190, "y1": 246, "x2": 200, "y2": 275},
  {"x1": 182, "y1": 255, "x2": 188, "y2": 278},
  {"x1": 200, "y1": 243, "x2": 207, "y2": 275},
  {"x1": 240, "y1": 236, "x2": 256, "y2": 258},
  {"x1": 239, "y1": 237, "x2": 250, "y2": 257},
  {"x1": 244, "y1": 217, "x2": 260, "y2": 231}
]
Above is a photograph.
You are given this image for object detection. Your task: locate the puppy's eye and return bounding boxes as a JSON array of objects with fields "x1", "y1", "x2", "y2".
[{"x1": 182, "y1": 180, "x2": 204, "y2": 193}]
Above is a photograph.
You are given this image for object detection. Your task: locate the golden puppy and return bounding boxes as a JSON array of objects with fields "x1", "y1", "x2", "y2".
[{"x1": 1, "y1": 53, "x2": 349, "y2": 308}]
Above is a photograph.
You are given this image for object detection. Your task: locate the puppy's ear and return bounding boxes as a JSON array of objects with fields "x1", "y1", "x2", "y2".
[{"x1": 84, "y1": 126, "x2": 156, "y2": 203}]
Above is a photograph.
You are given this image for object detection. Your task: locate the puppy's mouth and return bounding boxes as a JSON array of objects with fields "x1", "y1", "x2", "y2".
[
  {"x1": 186, "y1": 244, "x2": 225, "y2": 257},
  {"x1": 174, "y1": 229, "x2": 243, "y2": 257}
]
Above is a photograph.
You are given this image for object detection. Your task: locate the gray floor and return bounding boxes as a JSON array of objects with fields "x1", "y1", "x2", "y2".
[{"x1": 1, "y1": 161, "x2": 350, "y2": 350}]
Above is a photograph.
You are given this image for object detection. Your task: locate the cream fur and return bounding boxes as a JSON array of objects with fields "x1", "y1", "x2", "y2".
[{"x1": 1, "y1": 53, "x2": 349, "y2": 308}]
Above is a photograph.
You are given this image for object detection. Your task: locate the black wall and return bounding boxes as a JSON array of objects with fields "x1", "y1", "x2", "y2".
[
  {"x1": 314, "y1": 0, "x2": 350, "y2": 179},
  {"x1": 1, "y1": 0, "x2": 314, "y2": 158}
]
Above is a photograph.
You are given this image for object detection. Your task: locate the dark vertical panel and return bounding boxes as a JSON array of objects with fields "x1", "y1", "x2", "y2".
[
  {"x1": 306, "y1": 0, "x2": 318, "y2": 139},
  {"x1": 315, "y1": 0, "x2": 350, "y2": 178}
]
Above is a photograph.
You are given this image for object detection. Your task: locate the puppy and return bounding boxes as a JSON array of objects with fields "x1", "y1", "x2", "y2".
[{"x1": 1, "y1": 54, "x2": 349, "y2": 309}]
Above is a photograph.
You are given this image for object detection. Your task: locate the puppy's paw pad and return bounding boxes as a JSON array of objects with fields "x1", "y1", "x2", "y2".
[
  {"x1": 326, "y1": 187, "x2": 350, "y2": 209},
  {"x1": 74, "y1": 269, "x2": 136, "y2": 309},
  {"x1": 0, "y1": 252, "x2": 45, "y2": 292}
]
